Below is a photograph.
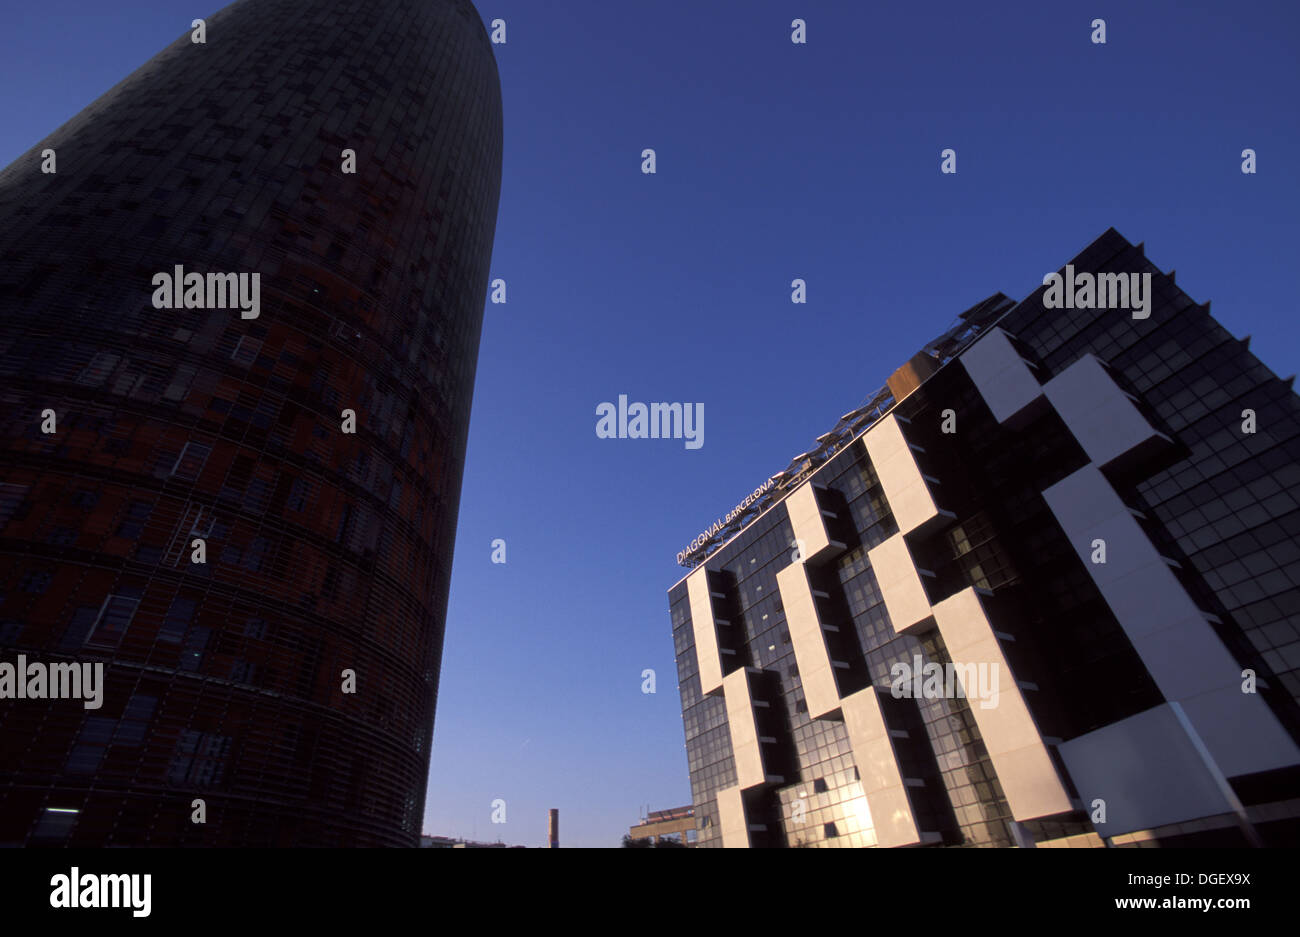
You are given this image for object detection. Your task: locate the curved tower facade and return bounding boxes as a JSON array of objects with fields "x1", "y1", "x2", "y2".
[{"x1": 0, "y1": 0, "x2": 502, "y2": 845}]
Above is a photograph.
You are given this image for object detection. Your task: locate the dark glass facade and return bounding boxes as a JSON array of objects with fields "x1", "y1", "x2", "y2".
[
  {"x1": 670, "y1": 229, "x2": 1300, "y2": 848},
  {"x1": 0, "y1": 0, "x2": 502, "y2": 846}
]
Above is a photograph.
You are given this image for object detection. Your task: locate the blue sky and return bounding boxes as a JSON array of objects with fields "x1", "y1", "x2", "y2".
[{"x1": 2, "y1": 0, "x2": 1297, "y2": 847}]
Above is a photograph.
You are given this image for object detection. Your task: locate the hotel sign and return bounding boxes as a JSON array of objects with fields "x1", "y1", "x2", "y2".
[{"x1": 677, "y1": 477, "x2": 777, "y2": 566}]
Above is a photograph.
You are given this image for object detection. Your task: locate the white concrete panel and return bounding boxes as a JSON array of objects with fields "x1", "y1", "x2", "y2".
[
  {"x1": 786, "y1": 482, "x2": 840, "y2": 563},
  {"x1": 1042, "y1": 464, "x2": 1291, "y2": 774},
  {"x1": 1178, "y1": 687, "x2": 1300, "y2": 778},
  {"x1": 1043, "y1": 466, "x2": 1204, "y2": 637},
  {"x1": 687, "y1": 568, "x2": 724, "y2": 696},
  {"x1": 1044, "y1": 354, "x2": 1166, "y2": 468},
  {"x1": 776, "y1": 562, "x2": 842, "y2": 719},
  {"x1": 723, "y1": 668, "x2": 767, "y2": 790},
  {"x1": 841, "y1": 687, "x2": 921, "y2": 848},
  {"x1": 1040, "y1": 461, "x2": 1131, "y2": 523},
  {"x1": 1129, "y1": 617, "x2": 1248, "y2": 701},
  {"x1": 1097, "y1": 563, "x2": 1209, "y2": 639},
  {"x1": 1057, "y1": 704, "x2": 1234, "y2": 837},
  {"x1": 841, "y1": 687, "x2": 896, "y2": 792},
  {"x1": 863, "y1": 786, "x2": 919, "y2": 849},
  {"x1": 715, "y1": 785, "x2": 750, "y2": 848},
  {"x1": 861, "y1": 415, "x2": 942, "y2": 535},
  {"x1": 1057, "y1": 513, "x2": 1166, "y2": 591},
  {"x1": 993, "y1": 745, "x2": 1077, "y2": 821},
  {"x1": 868, "y1": 533, "x2": 933, "y2": 633},
  {"x1": 931, "y1": 588, "x2": 1072, "y2": 820},
  {"x1": 959, "y1": 327, "x2": 1044, "y2": 425}
]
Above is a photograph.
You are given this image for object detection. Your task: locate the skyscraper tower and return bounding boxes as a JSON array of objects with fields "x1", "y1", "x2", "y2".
[{"x1": 0, "y1": 0, "x2": 502, "y2": 846}]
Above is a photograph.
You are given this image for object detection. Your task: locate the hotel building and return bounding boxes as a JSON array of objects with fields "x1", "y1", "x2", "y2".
[{"x1": 668, "y1": 228, "x2": 1300, "y2": 847}]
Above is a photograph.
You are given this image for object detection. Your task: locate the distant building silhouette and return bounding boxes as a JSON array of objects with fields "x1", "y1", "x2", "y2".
[
  {"x1": 420, "y1": 835, "x2": 523, "y2": 849},
  {"x1": 628, "y1": 805, "x2": 696, "y2": 846}
]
